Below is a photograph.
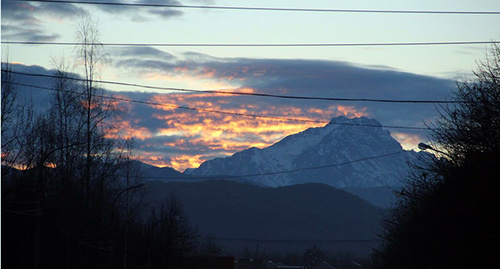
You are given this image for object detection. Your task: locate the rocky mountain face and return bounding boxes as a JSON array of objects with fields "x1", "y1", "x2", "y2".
[{"x1": 185, "y1": 116, "x2": 423, "y2": 188}]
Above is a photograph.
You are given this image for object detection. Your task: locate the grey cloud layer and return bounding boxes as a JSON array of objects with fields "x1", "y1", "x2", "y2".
[
  {"x1": 1, "y1": 25, "x2": 61, "y2": 42},
  {"x1": 8, "y1": 53, "x2": 456, "y2": 168},
  {"x1": 1, "y1": 1, "x2": 84, "y2": 42},
  {"x1": 1, "y1": 0, "x2": 185, "y2": 42},
  {"x1": 92, "y1": 0, "x2": 183, "y2": 21},
  {"x1": 112, "y1": 49, "x2": 455, "y2": 131}
]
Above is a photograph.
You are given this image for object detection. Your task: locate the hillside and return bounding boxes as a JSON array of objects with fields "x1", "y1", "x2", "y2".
[{"x1": 144, "y1": 179, "x2": 384, "y2": 256}]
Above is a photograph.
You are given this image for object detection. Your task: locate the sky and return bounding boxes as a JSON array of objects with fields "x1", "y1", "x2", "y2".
[{"x1": 2, "y1": 0, "x2": 500, "y2": 171}]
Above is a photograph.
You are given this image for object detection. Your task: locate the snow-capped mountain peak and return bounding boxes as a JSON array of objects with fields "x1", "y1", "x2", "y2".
[{"x1": 186, "y1": 116, "x2": 421, "y2": 188}]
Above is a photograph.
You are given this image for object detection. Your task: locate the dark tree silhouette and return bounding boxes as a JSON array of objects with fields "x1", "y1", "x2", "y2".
[
  {"x1": 1, "y1": 15, "x2": 199, "y2": 269},
  {"x1": 432, "y1": 44, "x2": 500, "y2": 161},
  {"x1": 375, "y1": 45, "x2": 500, "y2": 268},
  {"x1": 1, "y1": 60, "x2": 26, "y2": 176},
  {"x1": 123, "y1": 196, "x2": 198, "y2": 269}
]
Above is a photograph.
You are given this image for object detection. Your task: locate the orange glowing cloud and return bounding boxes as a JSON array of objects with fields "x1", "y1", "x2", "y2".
[
  {"x1": 112, "y1": 94, "x2": 134, "y2": 111},
  {"x1": 333, "y1": 105, "x2": 368, "y2": 118},
  {"x1": 117, "y1": 89, "x2": 370, "y2": 171},
  {"x1": 20, "y1": 3, "x2": 35, "y2": 11},
  {"x1": 201, "y1": 68, "x2": 216, "y2": 78},
  {"x1": 139, "y1": 66, "x2": 245, "y2": 90},
  {"x1": 115, "y1": 120, "x2": 153, "y2": 140},
  {"x1": 80, "y1": 100, "x2": 98, "y2": 110},
  {"x1": 130, "y1": 152, "x2": 171, "y2": 168},
  {"x1": 170, "y1": 155, "x2": 209, "y2": 172},
  {"x1": 45, "y1": 163, "x2": 57, "y2": 168},
  {"x1": 391, "y1": 132, "x2": 423, "y2": 150},
  {"x1": 131, "y1": 153, "x2": 212, "y2": 172},
  {"x1": 174, "y1": 67, "x2": 189, "y2": 73}
]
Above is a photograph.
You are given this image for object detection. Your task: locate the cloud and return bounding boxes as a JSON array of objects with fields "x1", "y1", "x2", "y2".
[
  {"x1": 1, "y1": 1, "x2": 83, "y2": 42},
  {"x1": 391, "y1": 132, "x2": 426, "y2": 151},
  {"x1": 112, "y1": 51, "x2": 454, "y2": 128},
  {"x1": 111, "y1": 47, "x2": 177, "y2": 72},
  {"x1": 1, "y1": 0, "x2": 185, "y2": 43},
  {"x1": 1, "y1": 0, "x2": 184, "y2": 20},
  {"x1": 94, "y1": 0, "x2": 183, "y2": 21},
  {"x1": 1, "y1": 1, "x2": 84, "y2": 22},
  {"x1": 1, "y1": 25, "x2": 61, "y2": 42},
  {"x1": 9, "y1": 53, "x2": 456, "y2": 172},
  {"x1": 106, "y1": 51, "x2": 456, "y2": 170},
  {"x1": 112, "y1": 120, "x2": 154, "y2": 140},
  {"x1": 112, "y1": 47, "x2": 176, "y2": 60},
  {"x1": 118, "y1": 90, "x2": 381, "y2": 171}
]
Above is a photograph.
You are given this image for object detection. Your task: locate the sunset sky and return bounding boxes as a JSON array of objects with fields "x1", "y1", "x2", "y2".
[{"x1": 2, "y1": 0, "x2": 500, "y2": 171}]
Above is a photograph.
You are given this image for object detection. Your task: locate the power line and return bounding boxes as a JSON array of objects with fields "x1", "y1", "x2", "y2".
[
  {"x1": 139, "y1": 151, "x2": 405, "y2": 181},
  {"x1": 2, "y1": 208, "x2": 43, "y2": 216},
  {"x1": 200, "y1": 236, "x2": 382, "y2": 244},
  {"x1": 3, "y1": 69, "x2": 458, "y2": 104},
  {"x1": 6, "y1": 0, "x2": 500, "y2": 15},
  {"x1": 3, "y1": 200, "x2": 42, "y2": 204},
  {"x1": 3, "y1": 80, "x2": 430, "y2": 130},
  {"x1": 3, "y1": 41, "x2": 500, "y2": 47}
]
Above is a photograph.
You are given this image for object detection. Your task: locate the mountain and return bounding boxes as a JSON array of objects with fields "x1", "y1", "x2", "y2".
[
  {"x1": 144, "y1": 179, "x2": 384, "y2": 257},
  {"x1": 132, "y1": 160, "x2": 217, "y2": 184},
  {"x1": 133, "y1": 160, "x2": 186, "y2": 180},
  {"x1": 185, "y1": 116, "x2": 423, "y2": 189}
]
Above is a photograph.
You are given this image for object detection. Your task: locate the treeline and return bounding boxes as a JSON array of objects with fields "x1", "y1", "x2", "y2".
[
  {"x1": 237, "y1": 245, "x2": 371, "y2": 269},
  {"x1": 1, "y1": 15, "x2": 198, "y2": 269},
  {"x1": 373, "y1": 45, "x2": 500, "y2": 268}
]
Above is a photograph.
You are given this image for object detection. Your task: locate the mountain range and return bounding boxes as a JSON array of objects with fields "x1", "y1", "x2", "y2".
[
  {"x1": 3, "y1": 116, "x2": 422, "y2": 258},
  {"x1": 139, "y1": 117, "x2": 424, "y2": 256}
]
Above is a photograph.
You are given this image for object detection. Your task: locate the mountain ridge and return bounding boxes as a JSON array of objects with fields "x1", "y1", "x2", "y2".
[
  {"x1": 144, "y1": 179, "x2": 384, "y2": 256},
  {"x1": 185, "y1": 116, "x2": 423, "y2": 188}
]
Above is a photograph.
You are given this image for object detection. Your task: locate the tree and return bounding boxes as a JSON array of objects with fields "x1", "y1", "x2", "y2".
[
  {"x1": 75, "y1": 13, "x2": 119, "y2": 203},
  {"x1": 2, "y1": 15, "x2": 130, "y2": 268},
  {"x1": 138, "y1": 196, "x2": 198, "y2": 269},
  {"x1": 375, "y1": 45, "x2": 500, "y2": 268},
  {"x1": 1, "y1": 60, "x2": 26, "y2": 175},
  {"x1": 48, "y1": 59, "x2": 84, "y2": 184},
  {"x1": 2, "y1": 13, "x2": 200, "y2": 269},
  {"x1": 194, "y1": 236, "x2": 224, "y2": 257},
  {"x1": 302, "y1": 246, "x2": 327, "y2": 268},
  {"x1": 1, "y1": 61, "x2": 17, "y2": 136},
  {"x1": 432, "y1": 44, "x2": 500, "y2": 161}
]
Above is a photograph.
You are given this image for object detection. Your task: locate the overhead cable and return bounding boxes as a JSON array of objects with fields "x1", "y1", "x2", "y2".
[
  {"x1": 135, "y1": 151, "x2": 405, "y2": 181},
  {"x1": 200, "y1": 236, "x2": 382, "y2": 244},
  {"x1": 6, "y1": 0, "x2": 500, "y2": 15},
  {"x1": 3, "y1": 69, "x2": 458, "y2": 104},
  {"x1": 2, "y1": 80, "x2": 430, "y2": 130},
  {"x1": 3, "y1": 41, "x2": 500, "y2": 47}
]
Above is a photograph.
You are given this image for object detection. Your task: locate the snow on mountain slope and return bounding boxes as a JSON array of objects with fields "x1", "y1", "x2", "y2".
[{"x1": 186, "y1": 116, "x2": 424, "y2": 188}]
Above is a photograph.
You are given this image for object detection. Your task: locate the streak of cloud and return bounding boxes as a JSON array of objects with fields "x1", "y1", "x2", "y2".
[
  {"x1": 108, "y1": 50, "x2": 454, "y2": 170},
  {"x1": 1, "y1": 0, "x2": 187, "y2": 43},
  {"x1": 112, "y1": 49, "x2": 453, "y2": 126},
  {"x1": 7, "y1": 55, "x2": 453, "y2": 171},
  {"x1": 1, "y1": 1, "x2": 82, "y2": 42}
]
